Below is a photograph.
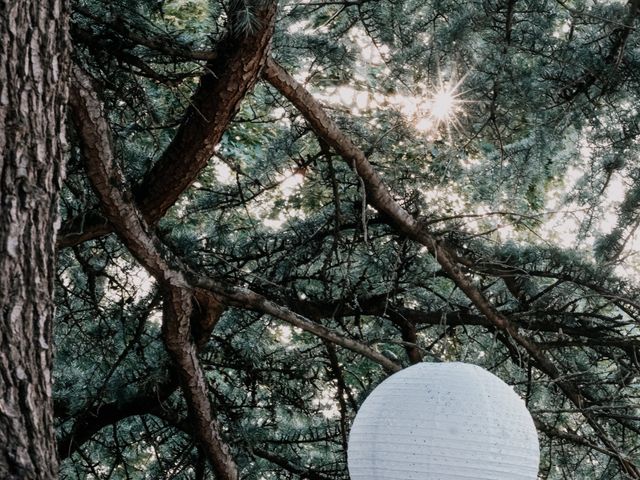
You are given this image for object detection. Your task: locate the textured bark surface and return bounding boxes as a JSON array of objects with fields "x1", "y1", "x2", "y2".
[
  {"x1": 58, "y1": 0, "x2": 278, "y2": 248},
  {"x1": 0, "y1": 1, "x2": 69, "y2": 479}
]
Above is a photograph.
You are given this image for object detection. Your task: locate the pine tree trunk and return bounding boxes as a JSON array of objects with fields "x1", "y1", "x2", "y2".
[{"x1": 0, "y1": 1, "x2": 69, "y2": 478}]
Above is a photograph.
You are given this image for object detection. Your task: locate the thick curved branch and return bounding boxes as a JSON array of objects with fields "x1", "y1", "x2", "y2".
[
  {"x1": 68, "y1": 58, "x2": 396, "y2": 372},
  {"x1": 70, "y1": 65, "x2": 239, "y2": 480},
  {"x1": 290, "y1": 295, "x2": 639, "y2": 355},
  {"x1": 252, "y1": 447, "x2": 335, "y2": 480},
  {"x1": 56, "y1": 291, "x2": 222, "y2": 460},
  {"x1": 534, "y1": 419, "x2": 618, "y2": 458},
  {"x1": 59, "y1": 0, "x2": 278, "y2": 248},
  {"x1": 261, "y1": 57, "x2": 573, "y2": 381},
  {"x1": 69, "y1": 61, "x2": 399, "y2": 370},
  {"x1": 56, "y1": 378, "x2": 178, "y2": 461}
]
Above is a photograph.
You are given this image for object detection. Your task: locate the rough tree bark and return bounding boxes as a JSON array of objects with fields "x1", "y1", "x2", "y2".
[{"x1": 0, "y1": 1, "x2": 69, "y2": 479}]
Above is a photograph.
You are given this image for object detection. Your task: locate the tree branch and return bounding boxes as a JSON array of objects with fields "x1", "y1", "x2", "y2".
[
  {"x1": 70, "y1": 64, "x2": 239, "y2": 480},
  {"x1": 59, "y1": 0, "x2": 278, "y2": 248}
]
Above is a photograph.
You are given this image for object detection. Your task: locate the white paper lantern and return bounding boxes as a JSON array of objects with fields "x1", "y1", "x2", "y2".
[{"x1": 347, "y1": 362, "x2": 539, "y2": 480}]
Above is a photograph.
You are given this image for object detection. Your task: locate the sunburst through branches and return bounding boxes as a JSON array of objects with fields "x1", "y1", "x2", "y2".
[{"x1": 414, "y1": 75, "x2": 469, "y2": 138}]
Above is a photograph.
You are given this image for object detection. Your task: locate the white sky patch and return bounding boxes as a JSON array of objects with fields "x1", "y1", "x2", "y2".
[
  {"x1": 288, "y1": 19, "x2": 310, "y2": 34},
  {"x1": 552, "y1": 19, "x2": 572, "y2": 38},
  {"x1": 355, "y1": 91, "x2": 369, "y2": 110},
  {"x1": 347, "y1": 26, "x2": 390, "y2": 65},
  {"x1": 597, "y1": 173, "x2": 626, "y2": 233},
  {"x1": 267, "y1": 324, "x2": 304, "y2": 354},
  {"x1": 268, "y1": 324, "x2": 293, "y2": 345},
  {"x1": 415, "y1": 117, "x2": 434, "y2": 133},
  {"x1": 293, "y1": 59, "x2": 313, "y2": 83},
  {"x1": 312, "y1": 385, "x2": 340, "y2": 419},
  {"x1": 213, "y1": 158, "x2": 234, "y2": 185},
  {"x1": 536, "y1": 204, "x2": 585, "y2": 248},
  {"x1": 246, "y1": 170, "x2": 308, "y2": 230},
  {"x1": 103, "y1": 259, "x2": 156, "y2": 304},
  {"x1": 337, "y1": 86, "x2": 358, "y2": 107},
  {"x1": 148, "y1": 309, "x2": 163, "y2": 327},
  {"x1": 270, "y1": 106, "x2": 290, "y2": 127},
  {"x1": 279, "y1": 171, "x2": 305, "y2": 197},
  {"x1": 421, "y1": 185, "x2": 467, "y2": 212},
  {"x1": 461, "y1": 154, "x2": 483, "y2": 169},
  {"x1": 130, "y1": 267, "x2": 156, "y2": 299},
  {"x1": 60, "y1": 271, "x2": 73, "y2": 289},
  {"x1": 262, "y1": 204, "x2": 308, "y2": 230},
  {"x1": 263, "y1": 213, "x2": 289, "y2": 230},
  {"x1": 316, "y1": 85, "x2": 374, "y2": 115}
]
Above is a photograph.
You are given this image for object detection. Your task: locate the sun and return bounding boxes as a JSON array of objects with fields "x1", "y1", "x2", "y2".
[
  {"x1": 415, "y1": 75, "x2": 468, "y2": 136},
  {"x1": 431, "y1": 88, "x2": 457, "y2": 121}
]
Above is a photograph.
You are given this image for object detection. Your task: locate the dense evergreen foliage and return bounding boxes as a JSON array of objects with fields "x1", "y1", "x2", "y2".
[{"x1": 54, "y1": 0, "x2": 640, "y2": 478}]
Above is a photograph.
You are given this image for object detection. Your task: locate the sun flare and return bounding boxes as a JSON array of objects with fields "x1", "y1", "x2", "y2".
[
  {"x1": 414, "y1": 76, "x2": 468, "y2": 136},
  {"x1": 431, "y1": 88, "x2": 456, "y2": 121}
]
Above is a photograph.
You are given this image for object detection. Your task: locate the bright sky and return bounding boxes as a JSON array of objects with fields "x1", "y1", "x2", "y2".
[{"x1": 216, "y1": 23, "x2": 639, "y2": 276}]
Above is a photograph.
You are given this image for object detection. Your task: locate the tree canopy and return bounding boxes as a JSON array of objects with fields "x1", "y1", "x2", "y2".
[{"x1": 53, "y1": 0, "x2": 640, "y2": 478}]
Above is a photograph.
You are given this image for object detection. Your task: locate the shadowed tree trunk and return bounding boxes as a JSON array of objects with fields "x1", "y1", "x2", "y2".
[{"x1": 0, "y1": 1, "x2": 69, "y2": 478}]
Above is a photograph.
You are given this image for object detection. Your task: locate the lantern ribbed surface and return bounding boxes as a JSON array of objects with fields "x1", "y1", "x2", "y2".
[{"x1": 347, "y1": 362, "x2": 539, "y2": 480}]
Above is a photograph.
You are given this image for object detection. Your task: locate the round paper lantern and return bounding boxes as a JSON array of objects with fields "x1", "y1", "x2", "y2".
[{"x1": 347, "y1": 362, "x2": 539, "y2": 479}]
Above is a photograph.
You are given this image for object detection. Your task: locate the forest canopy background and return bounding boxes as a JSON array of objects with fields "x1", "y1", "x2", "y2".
[{"x1": 11, "y1": 0, "x2": 640, "y2": 478}]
